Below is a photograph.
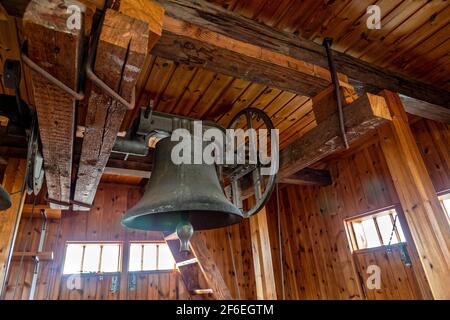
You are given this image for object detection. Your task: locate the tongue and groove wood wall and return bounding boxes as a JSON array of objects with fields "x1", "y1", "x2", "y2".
[
  {"x1": 3, "y1": 183, "x2": 256, "y2": 300},
  {"x1": 2, "y1": 118, "x2": 449, "y2": 300},
  {"x1": 265, "y1": 118, "x2": 449, "y2": 300}
]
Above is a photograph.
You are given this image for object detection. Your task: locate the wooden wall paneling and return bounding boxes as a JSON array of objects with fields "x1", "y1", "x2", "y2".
[
  {"x1": 378, "y1": 91, "x2": 450, "y2": 299},
  {"x1": 248, "y1": 207, "x2": 277, "y2": 300},
  {"x1": 0, "y1": 158, "x2": 26, "y2": 296}
]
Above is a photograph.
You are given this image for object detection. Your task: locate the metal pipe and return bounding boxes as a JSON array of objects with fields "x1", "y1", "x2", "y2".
[
  {"x1": 21, "y1": 53, "x2": 85, "y2": 100},
  {"x1": 21, "y1": 37, "x2": 136, "y2": 109},
  {"x1": 322, "y1": 37, "x2": 349, "y2": 149}
]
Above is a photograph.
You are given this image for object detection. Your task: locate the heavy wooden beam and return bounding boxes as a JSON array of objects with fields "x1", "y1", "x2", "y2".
[
  {"x1": 278, "y1": 93, "x2": 391, "y2": 180},
  {"x1": 74, "y1": 2, "x2": 163, "y2": 209},
  {"x1": 151, "y1": 0, "x2": 449, "y2": 111},
  {"x1": 0, "y1": 158, "x2": 26, "y2": 295},
  {"x1": 278, "y1": 168, "x2": 331, "y2": 186},
  {"x1": 399, "y1": 95, "x2": 450, "y2": 124},
  {"x1": 22, "y1": 0, "x2": 90, "y2": 209},
  {"x1": 377, "y1": 91, "x2": 450, "y2": 300},
  {"x1": 21, "y1": 204, "x2": 61, "y2": 219}
]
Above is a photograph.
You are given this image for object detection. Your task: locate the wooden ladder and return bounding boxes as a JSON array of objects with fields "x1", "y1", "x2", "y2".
[{"x1": 164, "y1": 233, "x2": 232, "y2": 300}]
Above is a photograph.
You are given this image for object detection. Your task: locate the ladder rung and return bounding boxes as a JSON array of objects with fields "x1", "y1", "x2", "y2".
[
  {"x1": 176, "y1": 258, "x2": 198, "y2": 268},
  {"x1": 191, "y1": 289, "x2": 213, "y2": 295}
]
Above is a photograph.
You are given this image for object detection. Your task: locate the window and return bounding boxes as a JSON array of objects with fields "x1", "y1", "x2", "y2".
[
  {"x1": 345, "y1": 208, "x2": 406, "y2": 251},
  {"x1": 128, "y1": 242, "x2": 176, "y2": 272},
  {"x1": 438, "y1": 192, "x2": 450, "y2": 221},
  {"x1": 63, "y1": 243, "x2": 121, "y2": 274}
]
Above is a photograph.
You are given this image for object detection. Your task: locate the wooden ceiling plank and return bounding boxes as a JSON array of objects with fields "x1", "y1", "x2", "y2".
[
  {"x1": 333, "y1": 0, "x2": 403, "y2": 53},
  {"x1": 22, "y1": 0, "x2": 91, "y2": 209},
  {"x1": 150, "y1": 0, "x2": 449, "y2": 118},
  {"x1": 346, "y1": 0, "x2": 427, "y2": 58},
  {"x1": 74, "y1": 2, "x2": 163, "y2": 209},
  {"x1": 171, "y1": 68, "x2": 215, "y2": 116},
  {"x1": 155, "y1": 63, "x2": 197, "y2": 113},
  {"x1": 203, "y1": 78, "x2": 251, "y2": 121},
  {"x1": 278, "y1": 92, "x2": 392, "y2": 180},
  {"x1": 375, "y1": 5, "x2": 450, "y2": 69},
  {"x1": 360, "y1": 0, "x2": 448, "y2": 64},
  {"x1": 189, "y1": 73, "x2": 234, "y2": 118},
  {"x1": 312, "y1": 0, "x2": 374, "y2": 43},
  {"x1": 142, "y1": 56, "x2": 176, "y2": 106},
  {"x1": 215, "y1": 82, "x2": 266, "y2": 125}
]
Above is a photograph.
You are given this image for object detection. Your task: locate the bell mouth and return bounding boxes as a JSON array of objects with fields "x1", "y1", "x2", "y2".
[{"x1": 121, "y1": 210, "x2": 243, "y2": 232}]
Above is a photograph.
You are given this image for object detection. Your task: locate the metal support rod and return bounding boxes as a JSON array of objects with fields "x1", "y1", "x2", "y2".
[
  {"x1": 322, "y1": 37, "x2": 349, "y2": 149},
  {"x1": 29, "y1": 209, "x2": 48, "y2": 300}
]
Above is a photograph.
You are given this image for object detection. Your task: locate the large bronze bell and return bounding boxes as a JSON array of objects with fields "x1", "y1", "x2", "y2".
[
  {"x1": 121, "y1": 137, "x2": 243, "y2": 233},
  {"x1": 0, "y1": 185, "x2": 12, "y2": 211}
]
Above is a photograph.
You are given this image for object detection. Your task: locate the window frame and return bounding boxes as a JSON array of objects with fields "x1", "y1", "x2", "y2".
[
  {"x1": 128, "y1": 241, "x2": 176, "y2": 273},
  {"x1": 437, "y1": 189, "x2": 450, "y2": 222},
  {"x1": 344, "y1": 206, "x2": 406, "y2": 253},
  {"x1": 62, "y1": 241, "x2": 123, "y2": 275}
]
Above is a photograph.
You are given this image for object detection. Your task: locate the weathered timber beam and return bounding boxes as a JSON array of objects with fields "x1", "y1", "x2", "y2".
[
  {"x1": 278, "y1": 93, "x2": 391, "y2": 180},
  {"x1": 399, "y1": 94, "x2": 450, "y2": 124},
  {"x1": 73, "y1": 2, "x2": 163, "y2": 210},
  {"x1": 150, "y1": 0, "x2": 449, "y2": 110},
  {"x1": 21, "y1": 204, "x2": 61, "y2": 219},
  {"x1": 23, "y1": 0, "x2": 90, "y2": 209},
  {"x1": 278, "y1": 168, "x2": 331, "y2": 186},
  {"x1": 153, "y1": 16, "x2": 337, "y2": 97}
]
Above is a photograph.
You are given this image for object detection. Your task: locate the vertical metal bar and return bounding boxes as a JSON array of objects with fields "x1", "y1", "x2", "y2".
[
  {"x1": 98, "y1": 245, "x2": 104, "y2": 273},
  {"x1": 322, "y1": 37, "x2": 349, "y2": 149},
  {"x1": 156, "y1": 244, "x2": 160, "y2": 271},
  {"x1": 373, "y1": 217, "x2": 384, "y2": 246},
  {"x1": 29, "y1": 212, "x2": 48, "y2": 300},
  {"x1": 80, "y1": 245, "x2": 86, "y2": 273}
]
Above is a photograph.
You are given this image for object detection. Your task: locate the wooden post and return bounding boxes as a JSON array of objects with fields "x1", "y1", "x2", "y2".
[
  {"x1": 0, "y1": 158, "x2": 26, "y2": 295},
  {"x1": 378, "y1": 90, "x2": 450, "y2": 299},
  {"x1": 74, "y1": 1, "x2": 163, "y2": 209},
  {"x1": 23, "y1": 0, "x2": 91, "y2": 209},
  {"x1": 249, "y1": 207, "x2": 277, "y2": 300}
]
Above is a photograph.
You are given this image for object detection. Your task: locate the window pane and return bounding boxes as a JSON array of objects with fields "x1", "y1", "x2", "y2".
[
  {"x1": 158, "y1": 244, "x2": 175, "y2": 270},
  {"x1": 142, "y1": 244, "x2": 157, "y2": 271},
  {"x1": 101, "y1": 244, "x2": 120, "y2": 273},
  {"x1": 443, "y1": 198, "x2": 450, "y2": 219},
  {"x1": 361, "y1": 219, "x2": 381, "y2": 248},
  {"x1": 376, "y1": 215, "x2": 394, "y2": 245},
  {"x1": 63, "y1": 244, "x2": 83, "y2": 274},
  {"x1": 129, "y1": 244, "x2": 142, "y2": 272},
  {"x1": 82, "y1": 244, "x2": 101, "y2": 273},
  {"x1": 352, "y1": 222, "x2": 367, "y2": 250}
]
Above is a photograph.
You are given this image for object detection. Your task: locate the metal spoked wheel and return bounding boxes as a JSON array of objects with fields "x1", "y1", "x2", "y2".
[{"x1": 223, "y1": 108, "x2": 279, "y2": 218}]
